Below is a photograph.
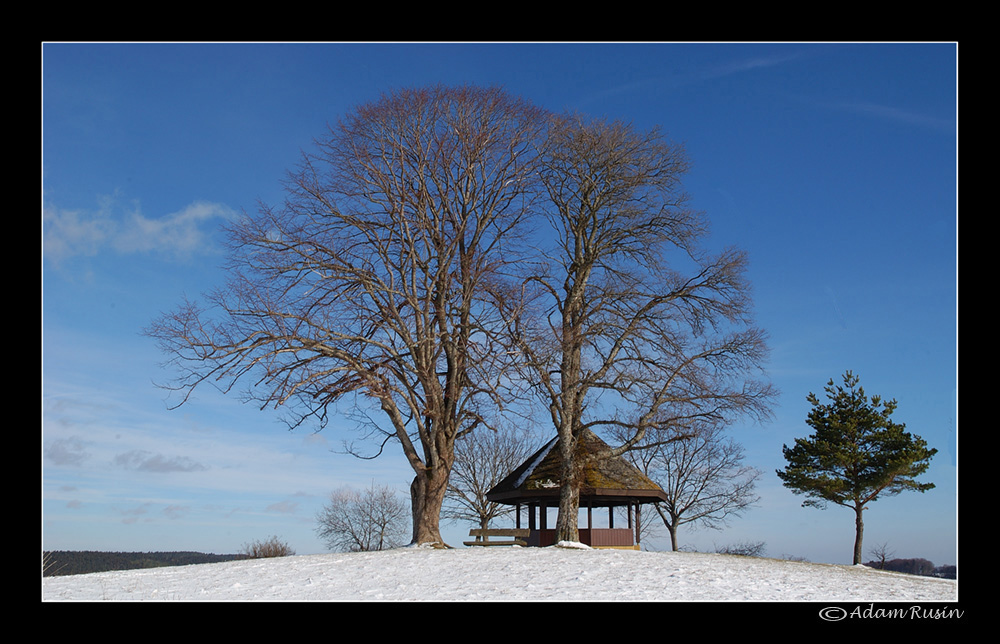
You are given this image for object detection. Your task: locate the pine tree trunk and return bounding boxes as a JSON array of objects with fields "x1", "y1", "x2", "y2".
[{"x1": 853, "y1": 505, "x2": 865, "y2": 565}]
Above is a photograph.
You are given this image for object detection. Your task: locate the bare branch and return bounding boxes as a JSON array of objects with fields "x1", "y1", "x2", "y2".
[
  {"x1": 499, "y1": 115, "x2": 776, "y2": 542},
  {"x1": 146, "y1": 86, "x2": 551, "y2": 546}
]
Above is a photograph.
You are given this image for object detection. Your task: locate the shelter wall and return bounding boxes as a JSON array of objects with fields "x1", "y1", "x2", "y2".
[{"x1": 527, "y1": 528, "x2": 635, "y2": 548}]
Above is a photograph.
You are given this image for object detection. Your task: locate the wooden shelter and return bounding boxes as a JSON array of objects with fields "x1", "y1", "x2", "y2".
[{"x1": 486, "y1": 429, "x2": 667, "y2": 549}]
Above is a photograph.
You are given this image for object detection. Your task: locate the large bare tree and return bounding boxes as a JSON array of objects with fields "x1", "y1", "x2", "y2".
[
  {"x1": 498, "y1": 116, "x2": 775, "y2": 543},
  {"x1": 147, "y1": 86, "x2": 550, "y2": 547}
]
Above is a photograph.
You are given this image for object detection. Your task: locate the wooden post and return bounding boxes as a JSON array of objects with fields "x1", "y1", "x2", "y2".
[{"x1": 635, "y1": 503, "x2": 641, "y2": 546}]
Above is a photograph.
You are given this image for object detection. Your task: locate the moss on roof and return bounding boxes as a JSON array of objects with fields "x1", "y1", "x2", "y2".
[{"x1": 487, "y1": 428, "x2": 666, "y2": 503}]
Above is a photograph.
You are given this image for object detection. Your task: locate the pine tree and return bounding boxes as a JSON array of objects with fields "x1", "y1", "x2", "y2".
[{"x1": 777, "y1": 371, "x2": 936, "y2": 564}]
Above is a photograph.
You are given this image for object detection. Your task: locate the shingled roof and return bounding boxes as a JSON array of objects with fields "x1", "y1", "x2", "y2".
[{"x1": 486, "y1": 428, "x2": 668, "y2": 506}]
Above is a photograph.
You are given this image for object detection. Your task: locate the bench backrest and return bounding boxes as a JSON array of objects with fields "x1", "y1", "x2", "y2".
[{"x1": 468, "y1": 528, "x2": 530, "y2": 538}]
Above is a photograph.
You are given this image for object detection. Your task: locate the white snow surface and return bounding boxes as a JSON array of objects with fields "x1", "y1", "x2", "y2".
[{"x1": 42, "y1": 542, "x2": 957, "y2": 602}]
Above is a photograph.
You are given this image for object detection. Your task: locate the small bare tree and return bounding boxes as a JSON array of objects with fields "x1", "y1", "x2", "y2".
[
  {"x1": 623, "y1": 421, "x2": 761, "y2": 551},
  {"x1": 868, "y1": 541, "x2": 895, "y2": 569},
  {"x1": 443, "y1": 424, "x2": 541, "y2": 531},
  {"x1": 316, "y1": 482, "x2": 410, "y2": 552},
  {"x1": 715, "y1": 540, "x2": 766, "y2": 557},
  {"x1": 497, "y1": 115, "x2": 775, "y2": 542}
]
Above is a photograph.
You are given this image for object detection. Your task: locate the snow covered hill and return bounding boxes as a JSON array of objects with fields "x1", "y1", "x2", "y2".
[{"x1": 42, "y1": 543, "x2": 958, "y2": 602}]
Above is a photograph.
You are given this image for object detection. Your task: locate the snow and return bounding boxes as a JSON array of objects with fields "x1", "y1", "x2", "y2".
[
  {"x1": 512, "y1": 436, "x2": 556, "y2": 488},
  {"x1": 42, "y1": 542, "x2": 957, "y2": 602}
]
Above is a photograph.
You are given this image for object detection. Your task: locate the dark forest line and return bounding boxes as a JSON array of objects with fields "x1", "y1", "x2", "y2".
[
  {"x1": 43, "y1": 550, "x2": 246, "y2": 577},
  {"x1": 863, "y1": 557, "x2": 956, "y2": 579}
]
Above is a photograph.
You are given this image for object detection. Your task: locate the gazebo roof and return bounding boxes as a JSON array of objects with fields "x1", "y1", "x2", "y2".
[{"x1": 486, "y1": 428, "x2": 668, "y2": 506}]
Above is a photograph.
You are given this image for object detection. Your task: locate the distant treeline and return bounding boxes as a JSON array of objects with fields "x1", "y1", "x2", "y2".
[
  {"x1": 864, "y1": 557, "x2": 956, "y2": 579},
  {"x1": 43, "y1": 551, "x2": 246, "y2": 577}
]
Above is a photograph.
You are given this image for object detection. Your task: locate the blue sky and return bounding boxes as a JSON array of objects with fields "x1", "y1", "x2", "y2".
[{"x1": 42, "y1": 42, "x2": 957, "y2": 566}]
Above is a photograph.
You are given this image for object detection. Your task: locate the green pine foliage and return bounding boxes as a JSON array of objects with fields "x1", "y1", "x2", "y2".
[
  {"x1": 776, "y1": 371, "x2": 937, "y2": 563},
  {"x1": 777, "y1": 371, "x2": 936, "y2": 509}
]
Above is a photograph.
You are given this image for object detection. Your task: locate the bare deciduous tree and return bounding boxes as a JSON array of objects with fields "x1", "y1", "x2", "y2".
[
  {"x1": 316, "y1": 482, "x2": 409, "y2": 552},
  {"x1": 499, "y1": 116, "x2": 775, "y2": 543},
  {"x1": 715, "y1": 540, "x2": 767, "y2": 557},
  {"x1": 146, "y1": 86, "x2": 550, "y2": 547},
  {"x1": 867, "y1": 542, "x2": 895, "y2": 569},
  {"x1": 443, "y1": 424, "x2": 541, "y2": 531},
  {"x1": 623, "y1": 421, "x2": 761, "y2": 551}
]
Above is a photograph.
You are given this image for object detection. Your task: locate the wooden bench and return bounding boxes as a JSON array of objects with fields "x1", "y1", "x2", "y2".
[{"x1": 463, "y1": 528, "x2": 530, "y2": 547}]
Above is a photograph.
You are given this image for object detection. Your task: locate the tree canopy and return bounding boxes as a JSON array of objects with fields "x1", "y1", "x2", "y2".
[
  {"x1": 147, "y1": 85, "x2": 551, "y2": 546},
  {"x1": 147, "y1": 86, "x2": 775, "y2": 549},
  {"x1": 498, "y1": 116, "x2": 775, "y2": 542}
]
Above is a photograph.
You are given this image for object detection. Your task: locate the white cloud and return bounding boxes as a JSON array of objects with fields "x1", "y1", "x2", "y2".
[
  {"x1": 45, "y1": 437, "x2": 90, "y2": 466},
  {"x1": 42, "y1": 204, "x2": 115, "y2": 261},
  {"x1": 113, "y1": 449, "x2": 209, "y2": 473},
  {"x1": 113, "y1": 201, "x2": 234, "y2": 256},
  {"x1": 265, "y1": 499, "x2": 300, "y2": 514},
  {"x1": 828, "y1": 100, "x2": 955, "y2": 131},
  {"x1": 43, "y1": 195, "x2": 236, "y2": 265},
  {"x1": 704, "y1": 51, "x2": 804, "y2": 79}
]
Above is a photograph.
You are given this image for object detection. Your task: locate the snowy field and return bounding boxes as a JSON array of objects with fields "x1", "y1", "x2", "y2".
[{"x1": 42, "y1": 543, "x2": 958, "y2": 602}]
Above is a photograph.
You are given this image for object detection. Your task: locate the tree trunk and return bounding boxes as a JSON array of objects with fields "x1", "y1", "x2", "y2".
[
  {"x1": 555, "y1": 480, "x2": 581, "y2": 543},
  {"x1": 409, "y1": 466, "x2": 451, "y2": 548},
  {"x1": 653, "y1": 503, "x2": 681, "y2": 551},
  {"x1": 853, "y1": 505, "x2": 864, "y2": 565},
  {"x1": 555, "y1": 433, "x2": 581, "y2": 543}
]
